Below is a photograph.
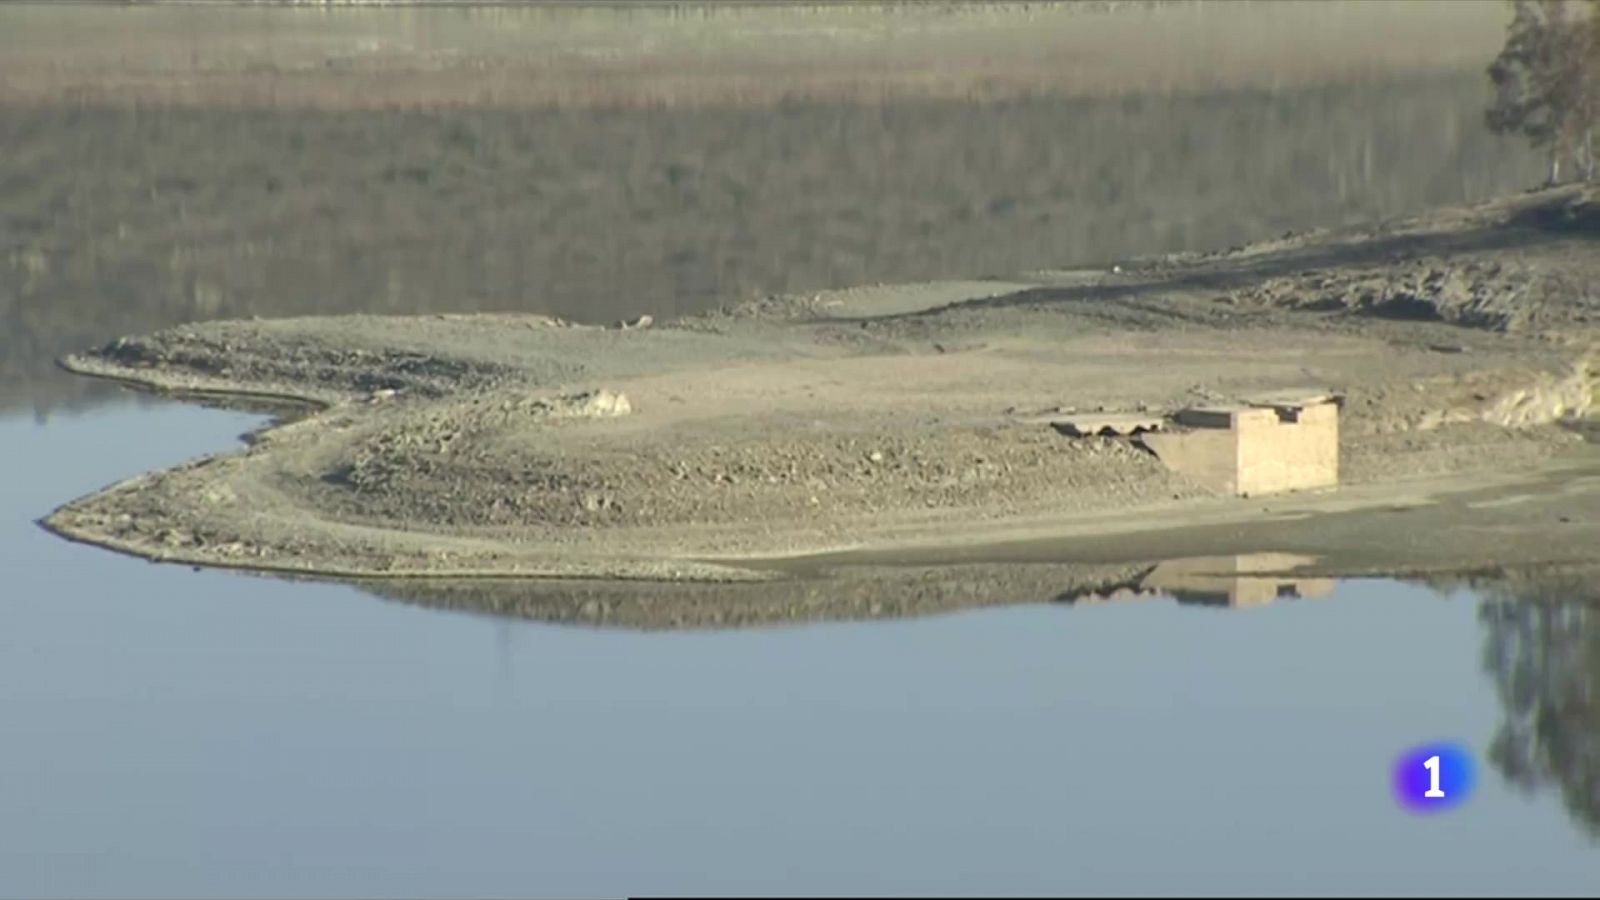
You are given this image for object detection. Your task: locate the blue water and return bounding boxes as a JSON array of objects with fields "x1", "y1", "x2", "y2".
[{"x1": 2, "y1": 398, "x2": 1596, "y2": 897}]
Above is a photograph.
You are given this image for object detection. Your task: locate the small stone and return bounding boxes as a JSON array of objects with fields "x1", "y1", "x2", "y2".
[
  {"x1": 579, "y1": 493, "x2": 608, "y2": 513},
  {"x1": 537, "y1": 389, "x2": 631, "y2": 418}
]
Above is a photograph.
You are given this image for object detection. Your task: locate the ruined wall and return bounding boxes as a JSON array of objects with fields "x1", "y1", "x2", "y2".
[
  {"x1": 1139, "y1": 427, "x2": 1240, "y2": 494},
  {"x1": 1139, "y1": 402, "x2": 1339, "y2": 496},
  {"x1": 1235, "y1": 404, "x2": 1340, "y2": 496}
]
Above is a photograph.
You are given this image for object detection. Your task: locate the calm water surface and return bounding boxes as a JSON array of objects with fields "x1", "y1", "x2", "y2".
[
  {"x1": 3, "y1": 401, "x2": 1598, "y2": 897},
  {"x1": 4, "y1": 4, "x2": 1596, "y2": 894}
]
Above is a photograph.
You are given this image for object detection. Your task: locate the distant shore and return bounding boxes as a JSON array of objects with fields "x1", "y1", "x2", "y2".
[{"x1": 0, "y1": 0, "x2": 1505, "y2": 108}]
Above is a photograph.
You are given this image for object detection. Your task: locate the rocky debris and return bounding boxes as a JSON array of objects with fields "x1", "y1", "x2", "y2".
[
  {"x1": 1332, "y1": 359, "x2": 1596, "y2": 437},
  {"x1": 1481, "y1": 361, "x2": 1595, "y2": 428},
  {"x1": 323, "y1": 388, "x2": 631, "y2": 506},
  {"x1": 1232, "y1": 258, "x2": 1592, "y2": 332},
  {"x1": 86, "y1": 328, "x2": 507, "y2": 400},
  {"x1": 310, "y1": 416, "x2": 1199, "y2": 533},
  {"x1": 531, "y1": 388, "x2": 631, "y2": 419},
  {"x1": 695, "y1": 291, "x2": 826, "y2": 324}
]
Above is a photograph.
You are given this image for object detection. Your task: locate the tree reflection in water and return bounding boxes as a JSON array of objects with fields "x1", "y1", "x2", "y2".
[{"x1": 1467, "y1": 567, "x2": 1600, "y2": 838}]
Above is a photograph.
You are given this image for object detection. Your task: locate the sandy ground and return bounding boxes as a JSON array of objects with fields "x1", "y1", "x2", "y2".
[{"x1": 43, "y1": 187, "x2": 1600, "y2": 597}]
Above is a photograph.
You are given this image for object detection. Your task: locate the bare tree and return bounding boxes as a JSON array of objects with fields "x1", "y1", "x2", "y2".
[{"x1": 1486, "y1": 0, "x2": 1600, "y2": 183}]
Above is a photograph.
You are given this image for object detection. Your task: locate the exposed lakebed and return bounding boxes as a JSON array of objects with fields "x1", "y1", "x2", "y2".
[{"x1": 41, "y1": 188, "x2": 1600, "y2": 586}]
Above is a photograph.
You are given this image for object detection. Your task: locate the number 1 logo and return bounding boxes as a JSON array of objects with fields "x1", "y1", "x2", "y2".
[
  {"x1": 1393, "y1": 743, "x2": 1474, "y2": 812},
  {"x1": 1423, "y1": 755, "x2": 1445, "y2": 798}
]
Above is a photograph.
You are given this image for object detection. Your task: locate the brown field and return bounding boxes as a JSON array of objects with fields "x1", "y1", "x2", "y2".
[{"x1": 0, "y1": 2, "x2": 1509, "y2": 108}]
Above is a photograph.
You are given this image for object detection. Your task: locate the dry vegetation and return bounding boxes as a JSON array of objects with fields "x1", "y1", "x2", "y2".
[
  {"x1": 0, "y1": 79, "x2": 1542, "y2": 415},
  {"x1": 0, "y1": 2, "x2": 1509, "y2": 108},
  {"x1": 0, "y1": 1, "x2": 1548, "y2": 417}
]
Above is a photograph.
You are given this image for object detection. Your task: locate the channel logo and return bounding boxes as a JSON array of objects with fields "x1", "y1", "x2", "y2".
[{"x1": 1392, "y1": 742, "x2": 1476, "y2": 813}]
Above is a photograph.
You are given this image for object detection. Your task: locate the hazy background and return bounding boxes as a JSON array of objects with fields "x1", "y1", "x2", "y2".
[{"x1": 0, "y1": 1, "x2": 1547, "y2": 417}]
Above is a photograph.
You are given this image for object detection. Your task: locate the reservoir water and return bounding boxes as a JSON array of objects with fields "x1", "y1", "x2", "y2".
[
  {"x1": 4, "y1": 402, "x2": 1599, "y2": 896},
  {"x1": 3, "y1": 2, "x2": 1596, "y2": 894}
]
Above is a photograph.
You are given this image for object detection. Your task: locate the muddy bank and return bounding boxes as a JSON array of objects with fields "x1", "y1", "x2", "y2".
[
  {"x1": 43, "y1": 187, "x2": 1599, "y2": 588},
  {"x1": 358, "y1": 512, "x2": 1600, "y2": 630},
  {"x1": 295, "y1": 505, "x2": 1600, "y2": 632}
]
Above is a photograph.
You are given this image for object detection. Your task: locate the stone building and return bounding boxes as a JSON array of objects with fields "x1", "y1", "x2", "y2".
[{"x1": 1136, "y1": 395, "x2": 1340, "y2": 496}]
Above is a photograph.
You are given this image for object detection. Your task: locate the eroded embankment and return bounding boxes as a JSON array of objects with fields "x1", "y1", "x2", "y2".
[{"x1": 42, "y1": 187, "x2": 1600, "y2": 585}]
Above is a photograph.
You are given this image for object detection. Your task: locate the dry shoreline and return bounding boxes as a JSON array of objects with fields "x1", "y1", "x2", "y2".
[{"x1": 43, "y1": 187, "x2": 1599, "y2": 593}]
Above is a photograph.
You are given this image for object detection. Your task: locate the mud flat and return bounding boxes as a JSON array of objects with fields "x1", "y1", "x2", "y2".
[{"x1": 43, "y1": 188, "x2": 1600, "y2": 593}]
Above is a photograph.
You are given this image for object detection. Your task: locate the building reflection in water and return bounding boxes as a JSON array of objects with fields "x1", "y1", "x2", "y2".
[{"x1": 1059, "y1": 553, "x2": 1336, "y2": 609}]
